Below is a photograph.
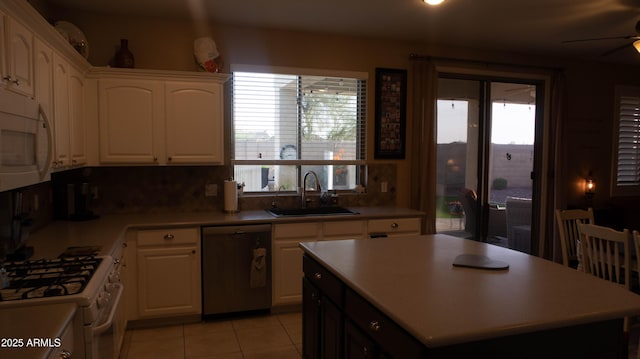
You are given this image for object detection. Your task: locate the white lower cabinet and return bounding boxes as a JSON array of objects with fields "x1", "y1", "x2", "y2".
[
  {"x1": 272, "y1": 222, "x2": 321, "y2": 306},
  {"x1": 136, "y1": 227, "x2": 201, "y2": 318},
  {"x1": 46, "y1": 314, "x2": 75, "y2": 359},
  {"x1": 322, "y1": 220, "x2": 366, "y2": 240},
  {"x1": 272, "y1": 218, "x2": 392, "y2": 307},
  {"x1": 368, "y1": 217, "x2": 422, "y2": 238}
]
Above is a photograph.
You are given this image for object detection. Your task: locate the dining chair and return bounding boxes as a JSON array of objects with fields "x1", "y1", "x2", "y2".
[
  {"x1": 555, "y1": 208, "x2": 594, "y2": 269},
  {"x1": 577, "y1": 222, "x2": 632, "y2": 288},
  {"x1": 633, "y1": 230, "x2": 640, "y2": 288},
  {"x1": 578, "y1": 223, "x2": 633, "y2": 338},
  {"x1": 633, "y1": 230, "x2": 640, "y2": 359}
]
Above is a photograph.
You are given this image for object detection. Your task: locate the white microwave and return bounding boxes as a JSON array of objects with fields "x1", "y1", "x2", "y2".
[{"x1": 0, "y1": 88, "x2": 52, "y2": 192}]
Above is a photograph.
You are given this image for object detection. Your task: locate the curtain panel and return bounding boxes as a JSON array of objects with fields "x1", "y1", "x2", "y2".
[{"x1": 410, "y1": 59, "x2": 438, "y2": 234}]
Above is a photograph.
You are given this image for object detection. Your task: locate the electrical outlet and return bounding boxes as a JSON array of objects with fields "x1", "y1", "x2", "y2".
[{"x1": 205, "y1": 184, "x2": 218, "y2": 197}]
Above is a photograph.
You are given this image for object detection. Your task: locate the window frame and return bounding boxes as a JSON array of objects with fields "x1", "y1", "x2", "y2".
[
  {"x1": 611, "y1": 85, "x2": 640, "y2": 197},
  {"x1": 230, "y1": 65, "x2": 369, "y2": 194}
]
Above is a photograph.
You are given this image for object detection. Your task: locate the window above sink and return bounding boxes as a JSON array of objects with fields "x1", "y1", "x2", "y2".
[{"x1": 230, "y1": 65, "x2": 368, "y2": 195}]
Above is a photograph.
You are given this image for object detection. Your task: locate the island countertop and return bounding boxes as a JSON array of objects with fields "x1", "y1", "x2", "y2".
[{"x1": 300, "y1": 234, "x2": 640, "y2": 348}]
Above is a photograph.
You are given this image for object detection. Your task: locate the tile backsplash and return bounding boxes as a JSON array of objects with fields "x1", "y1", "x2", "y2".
[{"x1": 50, "y1": 164, "x2": 397, "y2": 216}]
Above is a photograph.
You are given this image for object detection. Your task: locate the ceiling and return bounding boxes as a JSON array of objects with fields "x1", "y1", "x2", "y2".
[{"x1": 48, "y1": 0, "x2": 640, "y2": 65}]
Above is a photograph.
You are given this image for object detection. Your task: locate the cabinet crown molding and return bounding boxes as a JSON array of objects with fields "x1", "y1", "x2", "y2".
[
  {"x1": 1, "y1": 0, "x2": 90, "y2": 72},
  {"x1": 87, "y1": 67, "x2": 231, "y2": 83}
]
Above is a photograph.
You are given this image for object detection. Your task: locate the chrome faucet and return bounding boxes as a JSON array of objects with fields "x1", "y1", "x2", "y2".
[{"x1": 301, "y1": 171, "x2": 321, "y2": 208}]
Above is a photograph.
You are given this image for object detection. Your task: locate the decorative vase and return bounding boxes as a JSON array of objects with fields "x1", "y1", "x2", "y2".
[{"x1": 114, "y1": 39, "x2": 134, "y2": 68}]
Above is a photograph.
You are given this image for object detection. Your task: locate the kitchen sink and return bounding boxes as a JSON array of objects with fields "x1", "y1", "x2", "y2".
[{"x1": 266, "y1": 206, "x2": 358, "y2": 217}]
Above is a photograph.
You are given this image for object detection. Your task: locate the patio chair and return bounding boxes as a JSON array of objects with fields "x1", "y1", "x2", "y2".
[
  {"x1": 505, "y1": 197, "x2": 532, "y2": 253},
  {"x1": 458, "y1": 188, "x2": 477, "y2": 238}
]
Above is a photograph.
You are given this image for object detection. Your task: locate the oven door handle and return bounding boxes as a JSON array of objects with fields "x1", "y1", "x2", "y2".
[{"x1": 92, "y1": 283, "x2": 123, "y2": 336}]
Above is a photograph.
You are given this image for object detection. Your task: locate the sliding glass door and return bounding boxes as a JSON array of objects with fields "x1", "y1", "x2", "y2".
[{"x1": 435, "y1": 76, "x2": 542, "y2": 254}]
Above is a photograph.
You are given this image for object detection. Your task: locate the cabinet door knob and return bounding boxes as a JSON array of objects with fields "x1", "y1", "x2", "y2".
[
  {"x1": 164, "y1": 234, "x2": 175, "y2": 240},
  {"x1": 369, "y1": 320, "x2": 381, "y2": 332},
  {"x1": 390, "y1": 222, "x2": 399, "y2": 229},
  {"x1": 168, "y1": 156, "x2": 172, "y2": 161},
  {"x1": 313, "y1": 272, "x2": 322, "y2": 280},
  {"x1": 59, "y1": 349, "x2": 72, "y2": 358},
  {"x1": 2, "y1": 76, "x2": 18, "y2": 85}
]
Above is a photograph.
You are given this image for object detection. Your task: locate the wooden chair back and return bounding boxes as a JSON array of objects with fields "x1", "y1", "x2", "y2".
[
  {"x1": 633, "y1": 230, "x2": 640, "y2": 291},
  {"x1": 555, "y1": 208, "x2": 594, "y2": 268},
  {"x1": 577, "y1": 223, "x2": 631, "y2": 290}
]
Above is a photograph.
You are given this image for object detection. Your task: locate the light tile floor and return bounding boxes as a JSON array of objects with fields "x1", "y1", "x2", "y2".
[
  {"x1": 118, "y1": 308, "x2": 640, "y2": 359},
  {"x1": 120, "y1": 312, "x2": 302, "y2": 359}
]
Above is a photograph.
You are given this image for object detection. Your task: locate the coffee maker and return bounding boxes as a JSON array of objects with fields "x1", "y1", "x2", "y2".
[
  {"x1": 0, "y1": 191, "x2": 33, "y2": 261},
  {"x1": 55, "y1": 182, "x2": 98, "y2": 221}
]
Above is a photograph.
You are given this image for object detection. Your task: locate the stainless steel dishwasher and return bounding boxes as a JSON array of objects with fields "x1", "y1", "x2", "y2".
[{"x1": 201, "y1": 224, "x2": 272, "y2": 316}]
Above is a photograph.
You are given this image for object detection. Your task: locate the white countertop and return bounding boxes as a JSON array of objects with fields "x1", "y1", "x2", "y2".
[
  {"x1": 300, "y1": 234, "x2": 640, "y2": 348},
  {"x1": 24, "y1": 207, "x2": 424, "y2": 259},
  {"x1": 0, "y1": 303, "x2": 76, "y2": 359}
]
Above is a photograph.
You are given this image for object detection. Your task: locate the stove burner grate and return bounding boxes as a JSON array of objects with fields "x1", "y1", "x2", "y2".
[{"x1": 0, "y1": 256, "x2": 102, "y2": 301}]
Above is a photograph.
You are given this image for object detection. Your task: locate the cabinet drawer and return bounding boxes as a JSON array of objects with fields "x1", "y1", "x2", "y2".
[
  {"x1": 303, "y1": 255, "x2": 344, "y2": 307},
  {"x1": 137, "y1": 227, "x2": 199, "y2": 246},
  {"x1": 323, "y1": 220, "x2": 366, "y2": 238},
  {"x1": 345, "y1": 288, "x2": 425, "y2": 358},
  {"x1": 274, "y1": 222, "x2": 321, "y2": 239},
  {"x1": 367, "y1": 218, "x2": 421, "y2": 235}
]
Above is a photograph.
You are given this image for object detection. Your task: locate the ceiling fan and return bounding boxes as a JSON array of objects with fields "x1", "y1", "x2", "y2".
[{"x1": 562, "y1": 20, "x2": 640, "y2": 56}]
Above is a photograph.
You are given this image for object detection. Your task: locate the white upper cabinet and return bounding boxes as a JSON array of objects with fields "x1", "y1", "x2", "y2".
[
  {"x1": 1, "y1": 14, "x2": 34, "y2": 97},
  {"x1": 94, "y1": 69, "x2": 229, "y2": 165},
  {"x1": 53, "y1": 53, "x2": 71, "y2": 167},
  {"x1": 69, "y1": 66, "x2": 86, "y2": 166},
  {"x1": 52, "y1": 54, "x2": 87, "y2": 168},
  {"x1": 165, "y1": 81, "x2": 224, "y2": 164},
  {"x1": 34, "y1": 37, "x2": 53, "y2": 130},
  {"x1": 98, "y1": 79, "x2": 164, "y2": 164}
]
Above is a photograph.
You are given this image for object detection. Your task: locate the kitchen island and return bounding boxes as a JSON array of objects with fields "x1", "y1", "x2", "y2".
[{"x1": 300, "y1": 234, "x2": 640, "y2": 358}]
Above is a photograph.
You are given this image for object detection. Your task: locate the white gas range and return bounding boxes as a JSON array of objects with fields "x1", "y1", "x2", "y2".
[{"x1": 0, "y1": 246, "x2": 125, "y2": 359}]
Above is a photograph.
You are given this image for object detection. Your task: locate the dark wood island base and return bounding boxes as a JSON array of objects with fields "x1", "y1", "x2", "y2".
[{"x1": 301, "y1": 236, "x2": 638, "y2": 359}]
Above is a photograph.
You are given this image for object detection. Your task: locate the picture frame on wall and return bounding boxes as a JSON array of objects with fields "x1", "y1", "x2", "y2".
[{"x1": 374, "y1": 67, "x2": 407, "y2": 159}]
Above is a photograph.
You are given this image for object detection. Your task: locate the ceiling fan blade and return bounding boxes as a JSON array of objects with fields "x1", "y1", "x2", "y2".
[
  {"x1": 562, "y1": 35, "x2": 637, "y2": 44},
  {"x1": 601, "y1": 43, "x2": 633, "y2": 56}
]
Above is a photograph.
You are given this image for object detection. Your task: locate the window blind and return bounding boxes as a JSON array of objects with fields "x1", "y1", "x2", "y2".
[
  {"x1": 616, "y1": 95, "x2": 640, "y2": 187},
  {"x1": 232, "y1": 71, "x2": 367, "y2": 164}
]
